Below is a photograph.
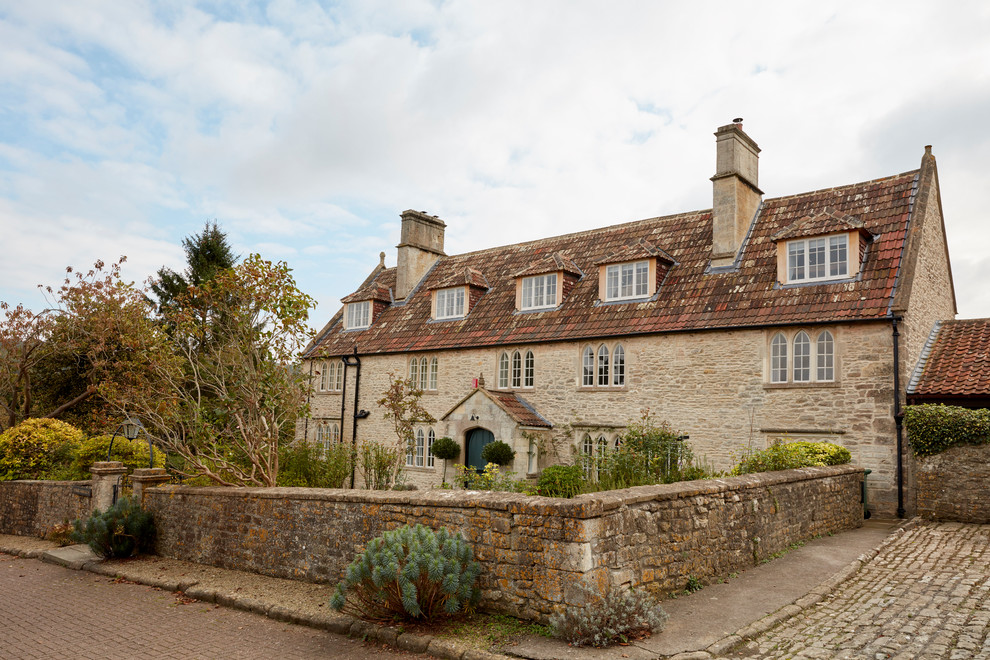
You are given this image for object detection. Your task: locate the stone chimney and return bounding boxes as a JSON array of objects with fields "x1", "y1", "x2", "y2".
[
  {"x1": 395, "y1": 209, "x2": 446, "y2": 299},
  {"x1": 710, "y1": 119, "x2": 762, "y2": 267}
]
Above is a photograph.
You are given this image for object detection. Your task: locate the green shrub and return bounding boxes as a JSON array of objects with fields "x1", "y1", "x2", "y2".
[
  {"x1": 359, "y1": 441, "x2": 403, "y2": 490},
  {"x1": 732, "y1": 441, "x2": 851, "y2": 475},
  {"x1": 537, "y1": 464, "x2": 585, "y2": 498},
  {"x1": 430, "y1": 436, "x2": 460, "y2": 483},
  {"x1": 0, "y1": 418, "x2": 85, "y2": 480},
  {"x1": 71, "y1": 496, "x2": 155, "y2": 559},
  {"x1": 904, "y1": 404, "x2": 990, "y2": 457},
  {"x1": 330, "y1": 523, "x2": 481, "y2": 621},
  {"x1": 550, "y1": 582, "x2": 668, "y2": 647},
  {"x1": 73, "y1": 434, "x2": 168, "y2": 478},
  {"x1": 481, "y1": 440, "x2": 515, "y2": 466},
  {"x1": 277, "y1": 441, "x2": 352, "y2": 488},
  {"x1": 454, "y1": 462, "x2": 522, "y2": 492}
]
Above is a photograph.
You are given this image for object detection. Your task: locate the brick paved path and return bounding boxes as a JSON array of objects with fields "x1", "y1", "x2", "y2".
[
  {"x1": 0, "y1": 553, "x2": 425, "y2": 660},
  {"x1": 725, "y1": 522, "x2": 990, "y2": 659}
]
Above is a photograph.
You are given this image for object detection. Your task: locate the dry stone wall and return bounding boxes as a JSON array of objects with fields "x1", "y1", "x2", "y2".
[
  {"x1": 0, "y1": 480, "x2": 91, "y2": 537},
  {"x1": 143, "y1": 465, "x2": 863, "y2": 621},
  {"x1": 915, "y1": 444, "x2": 990, "y2": 523}
]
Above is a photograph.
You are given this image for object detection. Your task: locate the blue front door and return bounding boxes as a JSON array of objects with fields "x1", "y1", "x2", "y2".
[{"x1": 466, "y1": 428, "x2": 495, "y2": 473}]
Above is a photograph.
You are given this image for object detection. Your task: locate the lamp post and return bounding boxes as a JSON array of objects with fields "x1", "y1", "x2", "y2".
[{"x1": 106, "y1": 416, "x2": 155, "y2": 469}]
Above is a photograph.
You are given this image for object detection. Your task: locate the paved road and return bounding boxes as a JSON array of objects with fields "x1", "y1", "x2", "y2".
[
  {"x1": 724, "y1": 522, "x2": 990, "y2": 659},
  {"x1": 0, "y1": 553, "x2": 426, "y2": 660}
]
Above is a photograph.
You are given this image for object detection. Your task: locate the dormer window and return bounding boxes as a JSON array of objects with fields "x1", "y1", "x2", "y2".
[
  {"x1": 520, "y1": 273, "x2": 558, "y2": 310},
  {"x1": 595, "y1": 239, "x2": 671, "y2": 303},
  {"x1": 605, "y1": 260, "x2": 650, "y2": 301},
  {"x1": 434, "y1": 286, "x2": 465, "y2": 319},
  {"x1": 345, "y1": 301, "x2": 370, "y2": 330},
  {"x1": 787, "y1": 235, "x2": 848, "y2": 283},
  {"x1": 772, "y1": 209, "x2": 871, "y2": 285}
]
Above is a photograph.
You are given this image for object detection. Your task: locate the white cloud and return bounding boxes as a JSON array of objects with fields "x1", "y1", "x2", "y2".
[{"x1": 0, "y1": 0, "x2": 988, "y2": 324}]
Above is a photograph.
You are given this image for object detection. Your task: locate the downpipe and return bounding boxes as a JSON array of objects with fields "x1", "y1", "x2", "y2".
[{"x1": 892, "y1": 317, "x2": 906, "y2": 519}]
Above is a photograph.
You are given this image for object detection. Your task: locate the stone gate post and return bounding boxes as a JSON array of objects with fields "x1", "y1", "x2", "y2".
[
  {"x1": 130, "y1": 468, "x2": 171, "y2": 505},
  {"x1": 89, "y1": 461, "x2": 127, "y2": 512}
]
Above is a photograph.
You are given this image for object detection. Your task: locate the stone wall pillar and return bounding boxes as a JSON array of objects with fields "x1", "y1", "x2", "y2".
[
  {"x1": 130, "y1": 468, "x2": 171, "y2": 505},
  {"x1": 89, "y1": 461, "x2": 127, "y2": 513}
]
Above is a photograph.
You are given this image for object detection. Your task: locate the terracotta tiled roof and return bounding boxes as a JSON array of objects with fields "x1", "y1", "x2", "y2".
[
  {"x1": 340, "y1": 281, "x2": 392, "y2": 304},
  {"x1": 909, "y1": 319, "x2": 990, "y2": 398},
  {"x1": 430, "y1": 267, "x2": 490, "y2": 290},
  {"x1": 512, "y1": 252, "x2": 583, "y2": 278},
  {"x1": 308, "y1": 170, "x2": 919, "y2": 357},
  {"x1": 771, "y1": 208, "x2": 873, "y2": 242},
  {"x1": 595, "y1": 238, "x2": 675, "y2": 265},
  {"x1": 487, "y1": 391, "x2": 552, "y2": 428}
]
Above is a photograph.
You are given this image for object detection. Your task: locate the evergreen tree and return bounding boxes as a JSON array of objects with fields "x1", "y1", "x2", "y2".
[{"x1": 150, "y1": 221, "x2": 238, "y2": 315}]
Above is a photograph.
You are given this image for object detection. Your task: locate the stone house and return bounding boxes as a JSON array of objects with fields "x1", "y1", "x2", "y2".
[{"x1": 300, "y1": 121, "x2": 956, "y2": 517}]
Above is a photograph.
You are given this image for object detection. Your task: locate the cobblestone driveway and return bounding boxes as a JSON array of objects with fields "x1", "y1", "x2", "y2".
[
  {"x1": 725, "y1": 522, "x2": 990, "y2": 659},
  {"x1": 0, "y1": 552, "x2": 425, "y2": 660}
]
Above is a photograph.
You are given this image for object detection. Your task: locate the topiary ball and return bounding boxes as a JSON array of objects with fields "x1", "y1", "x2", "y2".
[{"x1": 481, "y1": 440, "x2": 515, "y2": 466}]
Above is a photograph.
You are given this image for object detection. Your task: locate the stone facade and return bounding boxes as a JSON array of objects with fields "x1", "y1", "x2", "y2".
[
  {"x1": 138, "y1": 465, "x2": 861, "y2": 621},
  {"x1": 301, "y1": 138, "x2": 957, "y2": 521},
  {"x1": 915, "y1": 444, "x2": 990, "y2": 523},
  {"x1": 306, "y1": 321, "x2": 904, "y2": 514}
]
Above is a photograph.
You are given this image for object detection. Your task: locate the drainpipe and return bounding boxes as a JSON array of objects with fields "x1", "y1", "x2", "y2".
[
  {"x1": 339, "y1": 357, "x2": 349, "y2": 447},
  {"x1": 342, "y1": 348, "x2": 362, "y2": 489},
  {"x1": 892, "y1": 317, "x2": 905, "y2": 519}
]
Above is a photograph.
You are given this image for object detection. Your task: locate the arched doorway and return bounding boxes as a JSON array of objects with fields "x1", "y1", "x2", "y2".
[{"x1": 466, "y1": 428, "x2": 495, "y2": 473}]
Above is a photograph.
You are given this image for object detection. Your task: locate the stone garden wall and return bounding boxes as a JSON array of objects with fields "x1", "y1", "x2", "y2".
[
  {"x1": 0, "y1": 480, "x2": 92, "y2": 537},
  {"x1": 141, "y1": 464, "x2": 863, "y2": 621},
  {"x1": 915, "y1": 444, "x2": 990, "y2": 523}
]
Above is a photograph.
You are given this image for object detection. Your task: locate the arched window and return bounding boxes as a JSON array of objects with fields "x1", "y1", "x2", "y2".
[
  {"x1": 427, "y1": 429, "x2": 436, "y2": 467},
  {"x1": 511, "y1": 350, "x2": 522, "y2": 388},
  {"x1": 315, "y1": 422, "x2": 328, "y2": 451},
  {"x1": 524, "y1": 350, "x2": 535, "y2": 388},
  {"x1": 409, "y1": 358, "x2": 419, "y2": 387},
  {"x1": 582, "y1": 433, "x2": 594, "y2": 479},
  {"x1": 429, "y1": 357, "x2": 438, "y2": 390},
  {"x1": 415, "y1": 428, "x2": 425, "y2": 467},
  {"x1": 612, "y1": 345, "x2": 625, "y2": 386},
  {"x1": 333, "y1": 361, "x2": 343, "y2": 391},
  {"x1": 596, "y1": 434, "x2": 608, "y2": 480},
  {"x1": 817, "y1": 331, "x2": 834, "y2": 382},
  {"x1": 406, "y1": 434, "x2": 415, "y2": 466},
  {"x1": 319, "y1": 362, "x2": 329, "y2": 391},
  {"x1": 498, "y1": 352, "x2": 510, "y2": 388},
  {"x1": 582, "y1": 347, "x2": 595, "y2": 386},
  {"x1": 597, "y1": 345, "x2": 609, "y2": 386},
  {"x1": 329, "y1": 422, "x2": 340, "y2": 445},
  {"x1": 419, "y1": 357, "x2": 428, "y2": 390},
  {"x1": 771, "y1": 333, "x2": 788, "y2": 383},
  {"x1": 793, "y1": 331, "x2": 811, "y2": 382}
]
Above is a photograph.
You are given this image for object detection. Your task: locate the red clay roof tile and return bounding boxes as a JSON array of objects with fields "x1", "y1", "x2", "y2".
[
  {"x1": 910, "y1": 319, "x2": 990, "y2": 397},
  {"x1": 308, "y1": 170, "x2": 919, "y2": 357}
]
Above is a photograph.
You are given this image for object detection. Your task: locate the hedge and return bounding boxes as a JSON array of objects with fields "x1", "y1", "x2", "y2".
[{"x1": 904, "y1": 404, "x2": 990, "y2": 457}]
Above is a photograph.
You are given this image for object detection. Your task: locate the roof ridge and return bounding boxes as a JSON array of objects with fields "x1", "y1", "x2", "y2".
[{"x1": 766, "y1": 169, "x2": 920, "y2": 204}]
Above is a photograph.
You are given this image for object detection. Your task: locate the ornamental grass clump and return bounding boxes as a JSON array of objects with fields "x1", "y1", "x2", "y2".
[
  {"x1": 330, "y1": 524, "x2": 481, "y2": 621},
  {"x1": 551, "y1": 582, "x2": 668, "y2": 647}
]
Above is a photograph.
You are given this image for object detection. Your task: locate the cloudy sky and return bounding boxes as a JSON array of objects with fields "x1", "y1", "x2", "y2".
[{"x1": 2, "y1": 1, "x2": 989, "y2": 326}]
